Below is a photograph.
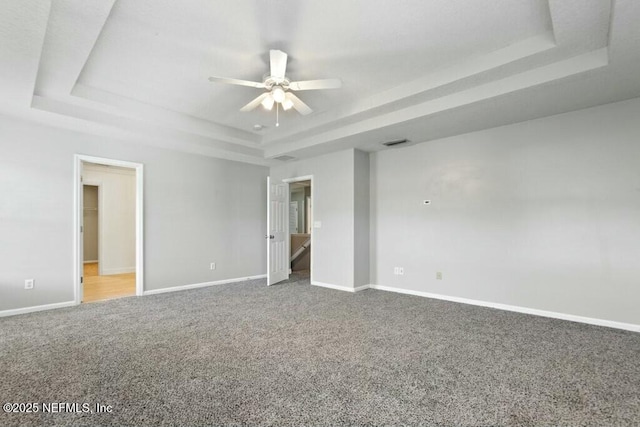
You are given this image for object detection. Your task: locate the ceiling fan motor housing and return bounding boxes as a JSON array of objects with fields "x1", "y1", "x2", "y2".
[{"x1": 263, "y1": 75, "x2": 291, "y2": 90}]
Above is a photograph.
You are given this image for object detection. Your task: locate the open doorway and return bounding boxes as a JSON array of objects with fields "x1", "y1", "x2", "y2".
[
  {"x1": 267, "y1": 175, "x2": 313, "y2": 286},
  {"x1": 74, "y1": 155, "x2": 144, "y2": 304},
  {"x1": 289, "y1": 180, "x2": 311, "y2": 282}
]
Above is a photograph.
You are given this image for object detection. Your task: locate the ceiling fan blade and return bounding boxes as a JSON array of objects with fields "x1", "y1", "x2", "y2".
[
  {"x1": 240, "y1": 93, "x2": 270, "y2": 112},
  {"x1": 286, "y1": 92, "x2": 313, "y2": 115},
  {"x1": 270, "y1": 49, "x2": 288, "y2": 79},
  {"x1": 208, "y1": 76, "x2": 265, "y2": 89},
  {"x1": 288, "y1": 79, "x2": 342, "y2": 91}
]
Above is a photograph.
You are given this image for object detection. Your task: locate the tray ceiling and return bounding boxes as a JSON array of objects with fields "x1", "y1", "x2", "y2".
[{"x1": 2, "y1": 0, "x2": 639, "y2": 165}]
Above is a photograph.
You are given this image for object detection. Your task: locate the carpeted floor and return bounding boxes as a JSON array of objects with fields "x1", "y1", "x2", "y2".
[{"x1": 1, "y1": 273, "x2": 639, "y2": 427}]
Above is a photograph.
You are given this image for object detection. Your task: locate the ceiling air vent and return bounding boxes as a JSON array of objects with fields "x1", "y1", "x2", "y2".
[
  {"x1": 382, "y1": 138, "x2": 410, "y2": 147},
  {"x1": 274, "y1": 155, "x2": 296, "y2": 161}
]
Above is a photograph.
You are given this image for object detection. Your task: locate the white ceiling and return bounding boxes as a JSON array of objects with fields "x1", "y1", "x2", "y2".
[{"x1": 2, "y1": 0, "x2": 639, "y2": 165}]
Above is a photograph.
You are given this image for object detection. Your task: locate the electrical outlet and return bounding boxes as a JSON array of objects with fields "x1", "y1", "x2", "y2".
[
  {"x1": 210, "y1": 262, "x2": 216, "y2": 270},
  {"x1": 24, "y1": 279, "x2": 34, "y2": 290},
  {"x1": 394, "y1": 267, "x2": 404, "y2": 275},
  {"x1": 436, "y1": 272, "x2": 443, "y2": 280}
]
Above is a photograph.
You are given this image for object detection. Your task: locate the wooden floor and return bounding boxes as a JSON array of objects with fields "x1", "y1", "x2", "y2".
[{"x1": 83, "y1": 262, "x2": 135, "y2": 303}]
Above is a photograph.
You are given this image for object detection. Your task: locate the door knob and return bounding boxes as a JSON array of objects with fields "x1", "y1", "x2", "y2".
[{"x1": 265, "y1": 235, "x2": 275, "y2": 239}]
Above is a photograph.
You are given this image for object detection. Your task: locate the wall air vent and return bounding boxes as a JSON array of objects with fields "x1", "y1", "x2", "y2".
[
  {"x1": 382, "y1": 138, "x2": 410, "y2": 147},
  {"x1": 274, "y1": 155, "x2": 296, "y2": 161}
]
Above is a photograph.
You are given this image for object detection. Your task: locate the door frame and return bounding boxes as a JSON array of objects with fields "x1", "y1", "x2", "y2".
[
  {"x1": 73, "y1": 154, "x2": 144, "y2": 304},
  {"x1": 282, "y1": 175, "x2": 313, "y2": 284}
]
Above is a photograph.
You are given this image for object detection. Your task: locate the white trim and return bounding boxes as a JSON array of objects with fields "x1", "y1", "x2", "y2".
[
  {"x1": 354, "y1": 284, "x2": 371, "y2": 292},
  {"x1": 101, "y1": 267, "x2": 136, "y2": 275},
  {"x1": 282, "y1": 175, "x2": 313, "y2": 183},
  {"x1": 134, "y1": 163, "x2": 144, "y2": 296},
  {"x1": 74, "y1": 156, "x2": 83, "y2": 304},
  {"x1": 74, "y1": 155, "x2": 144, "y2": 305},
  {"x1": 310, "y1": 179, "x2": 313, "y2": 285},
  {"x1": 143, "y1": 274, "x2": 266, "y2": 296},
  {"x1": 267, "y1": 177, "x2": 270, "y2": 285},
  {"x1": 312, "y1": 280, "x2": 360, "y2": 293},
  {"x1": 368, "y1": 285, "x2": 640, "y2": 333},
  {"x1": 0, "y1": 301, "x2": 76, "y2": 318}
]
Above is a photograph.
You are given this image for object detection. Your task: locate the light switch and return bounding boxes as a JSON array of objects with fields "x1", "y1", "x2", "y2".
[{"x1": 313, "y1": 221, "x2": 322, "y2": 228}]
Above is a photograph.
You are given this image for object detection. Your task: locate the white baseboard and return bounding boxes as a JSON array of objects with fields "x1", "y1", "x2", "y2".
[
  {"x1": 101, "y1": 267, "x2": 135, "y2": 275},
  {"x1": 143, "y1": 274, "x2": 267, "y2": 296},
  {"x1": 368, "y1": 285, "x2": 640, "y2": 333},
  {"x1": 311, "y1": 281, "x2": 354, "y2": 292},
  {"x1": 0, "y1": 301, "x2": 77, "y2": 318},
  {"x1": 311, "y1": 281, "x2": 370, "y2": 293}
]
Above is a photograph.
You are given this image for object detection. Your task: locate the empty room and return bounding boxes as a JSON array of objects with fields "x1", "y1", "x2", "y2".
[{"x1": 1, "y1": 1, "x2": 639, "y2": 426}]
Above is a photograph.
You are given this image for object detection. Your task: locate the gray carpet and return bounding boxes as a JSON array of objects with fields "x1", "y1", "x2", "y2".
[{"x1": 1, "y1": 273, "x2": 639, "y2": 427}]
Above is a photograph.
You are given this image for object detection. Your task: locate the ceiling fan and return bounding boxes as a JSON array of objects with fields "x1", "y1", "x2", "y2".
[{"x1": 208, "y1": 49, "x2": 341, "y2": 126}]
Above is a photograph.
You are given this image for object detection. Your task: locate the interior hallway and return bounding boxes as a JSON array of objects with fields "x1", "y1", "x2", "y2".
[{"x1": 83, "y1": 262, "x2": 135, "y2": 303}]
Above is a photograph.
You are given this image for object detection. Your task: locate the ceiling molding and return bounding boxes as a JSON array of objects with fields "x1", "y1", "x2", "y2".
[
  {"x1": 265, "y1": 48, "x2": 609, "y2": 158},
  {"x1": 70, "y1": 83, "x2": 262, "y2": 147},
  {"x1": 0, "y1": 0, "x2": 50, "y2": 109},
  {"x1": 261, "y1": 32, "x2": 558, "y2": 146},
  {"x1": 32, "y1": 95, "x2": 271, "y2": 166},
  {"x1": 34, "y1": 0, "x2": 115, "y2": 98}
]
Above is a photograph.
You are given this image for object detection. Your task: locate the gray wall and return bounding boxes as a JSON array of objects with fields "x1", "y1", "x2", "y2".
[
  {"x1": 270, "y1": 150, "x2": 356, "y2": 288},
  {"x1": 271, "y1": 149, "x2": 371, "y2": 289},
  {"x1": 354, "y1": 150, "x2": 370, "y2": 287},
  {"x1": 0, "y1": 114, "x2": 268, "y2": 311},
  {"x1": 370, "y1": 97, "x2": 640, "y2": 325}
]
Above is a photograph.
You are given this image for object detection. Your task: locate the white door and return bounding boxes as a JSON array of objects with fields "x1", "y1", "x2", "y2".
[
  {"x1": 79, "y1": 171, "x2": 85, "y2": 303},
  {"x1": 267, "y1": 177, "x2": 289, "y2": 286}
]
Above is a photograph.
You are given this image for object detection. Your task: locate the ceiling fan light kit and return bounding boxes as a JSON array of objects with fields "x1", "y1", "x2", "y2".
[
  {"x1": 261, "y1": 95, "x2": 275, "y2": 111},
  {"x1": 271, "y1": 86, "x2": 286, "y2": 103},
  {"x1": 281, "y1": 96, "x2": 294, "y2": 111},
  {"x1": 209, "y1": 49, "x2": 342, "y2": 127}
]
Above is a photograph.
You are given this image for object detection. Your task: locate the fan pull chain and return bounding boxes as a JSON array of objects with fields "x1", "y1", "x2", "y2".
[{"x1": 276, "y1": 102, "x2": 280, "y2": 127}]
